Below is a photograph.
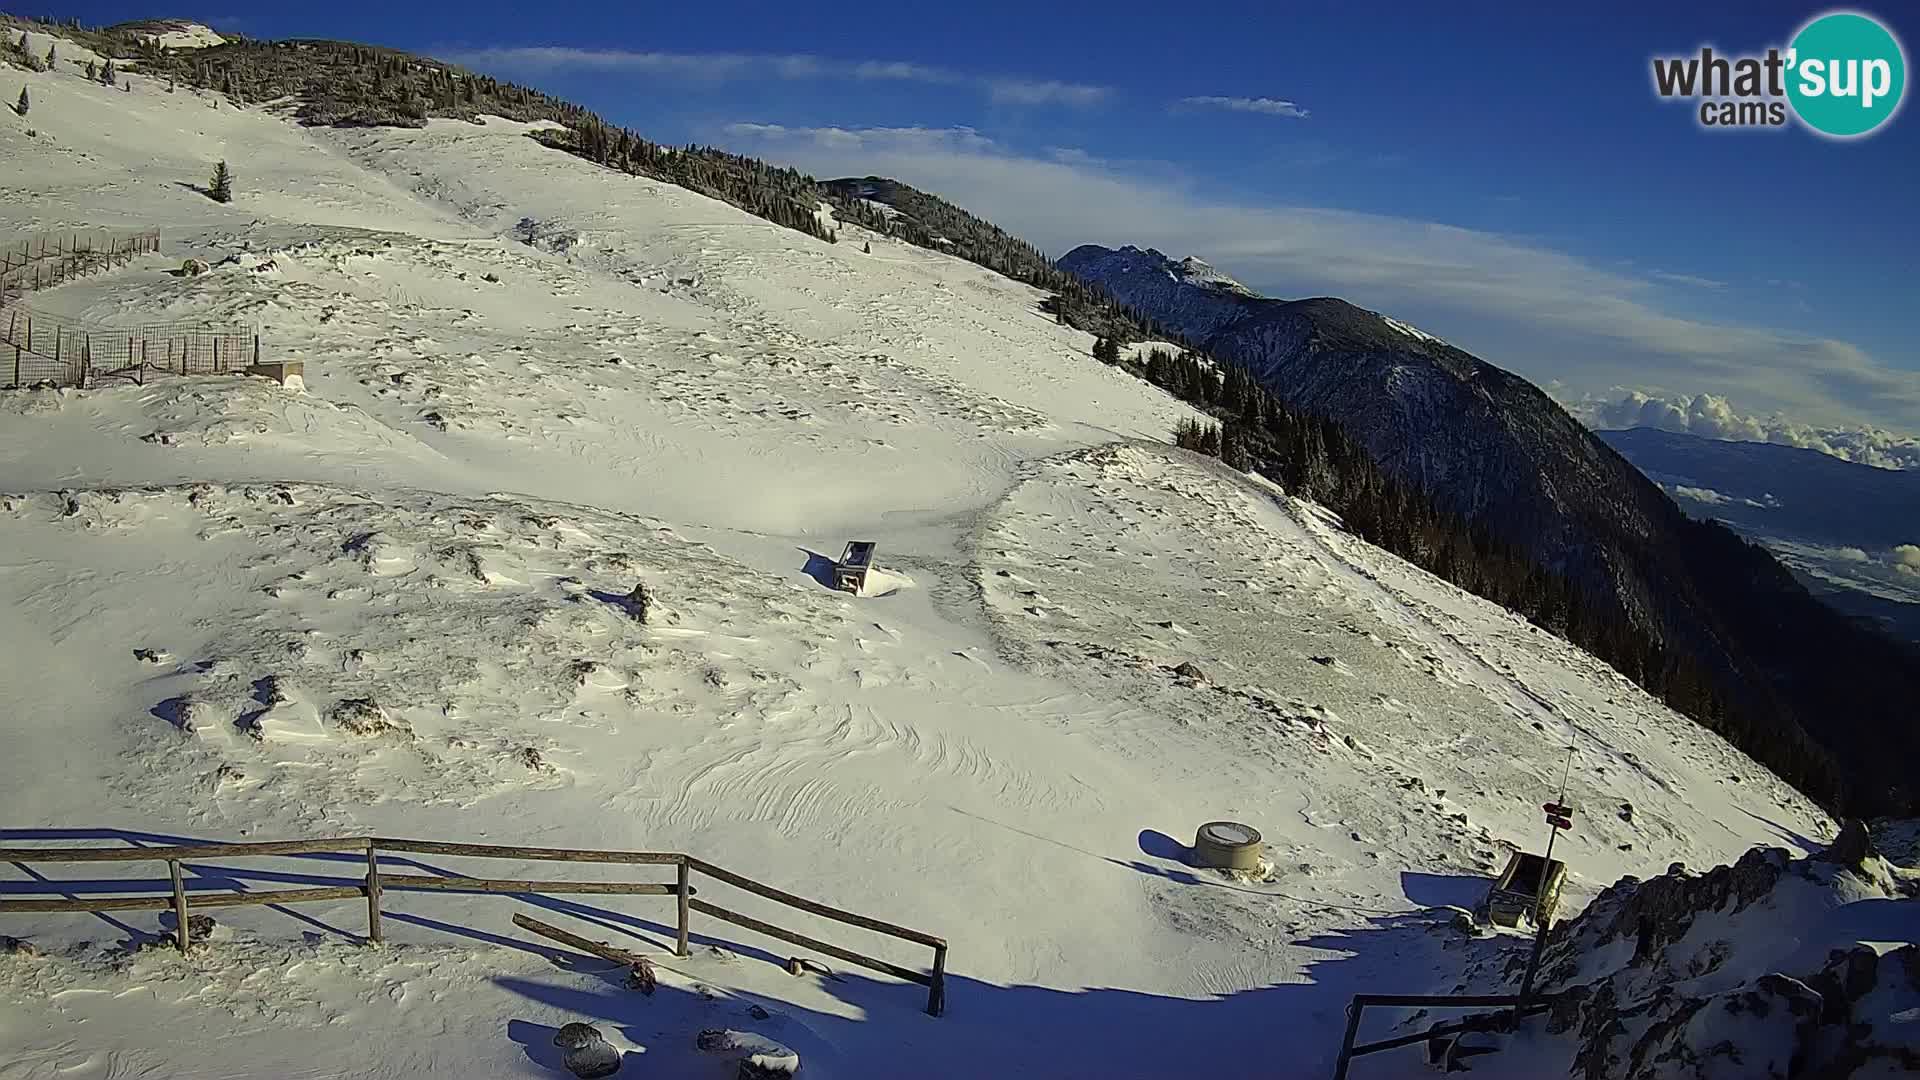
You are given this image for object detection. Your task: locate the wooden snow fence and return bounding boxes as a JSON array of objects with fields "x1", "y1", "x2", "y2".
[
  {"x1": 0, "y1": 229, "x2": 162, "y2": 308},
  {"x1": 0, "y1": 836, "x2": 949, "y2": 1016},
  {"x1": 0, "y1": 228, "x2": 272, "y2": 390}
]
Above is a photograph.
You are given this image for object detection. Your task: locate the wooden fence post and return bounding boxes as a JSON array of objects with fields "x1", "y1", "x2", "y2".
[
  {"x1": 928, "y1": 943, "x2": 948, "y2": 1016},
  {"x1": 676, "y1": 858, "x2": 691, "y2": 957},
  {"x1": 365, "y1": 846, "x2": 384, "y2": 945},
  {"x1": 168, "y1": 859, "x2": 191, "y2": 953}
]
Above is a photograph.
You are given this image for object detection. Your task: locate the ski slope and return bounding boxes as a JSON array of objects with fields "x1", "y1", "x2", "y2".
[{"x1": 0, "y1": 37, "x2": 1842, "y2": 1079}]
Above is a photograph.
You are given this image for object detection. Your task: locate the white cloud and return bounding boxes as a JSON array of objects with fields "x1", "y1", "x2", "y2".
[
  {"x1": 990, "y1": 79, "x2": 1110, "y2": 106},
  {"x1": 716, "y1": 121, "x2": 1920, "y2": 433},
  {"x1": 444, "y1": 47, "x2": 1108, "y2": 106},
  {"x1": 723, "y1": 123, "x2": 998, "y2": 153},
  {"x1": 1648, "y1": 270, "x2": 1727, "y2": 290},
  {"x1": 1571, "y1": 390, "x2": 1920, "y2": 470},
  {"x1": 1044, "y1": 146, "x2": 1103, "y2": 166},
  {"x1": 1177, "y1": 95, "x2": 1310, "y2": 118},
  {"x1": 1672, "y1": 485, "x2": 1731, "y2": 505},
  {"x1": 1894, "y1": 544, "x2": 1920, "y2": 574}
]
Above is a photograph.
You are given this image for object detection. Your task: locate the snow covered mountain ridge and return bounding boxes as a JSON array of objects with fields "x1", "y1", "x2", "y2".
[
  {"x1": 1059, "y1": 242, "x2": 1920, "y2": 821},
  {"x1": 0, "y1": 17, "x2": 1908, "y2": 1078}
]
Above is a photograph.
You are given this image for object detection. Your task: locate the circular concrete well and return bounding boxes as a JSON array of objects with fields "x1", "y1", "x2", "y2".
[{"x1": 1193, "y1": 821, "x2": 1263, "y2": 871}]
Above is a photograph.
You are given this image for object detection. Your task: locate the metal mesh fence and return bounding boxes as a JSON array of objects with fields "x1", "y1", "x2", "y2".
[
  {"x1": 1, "y1": 228, "x2": 264, "y2": 390},
  {"x1": 2, "y1": 305, "x2": 259, "y2": 388}
]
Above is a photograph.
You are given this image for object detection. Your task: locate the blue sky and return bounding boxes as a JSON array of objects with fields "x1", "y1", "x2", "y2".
[{"x1": 57, "y1": 2, "x2": 1920, "y2": 435}]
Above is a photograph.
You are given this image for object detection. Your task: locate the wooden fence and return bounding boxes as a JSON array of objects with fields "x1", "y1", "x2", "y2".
[
  {"x1": 0, "y1": 836, "x2": 948, "y2": 1016},
  {"x1": 0, "y1": 229, "x2": 162, "y2": 307},
  {"x1": 0, "y1": 227, "x2": 270, "y2": 390}
]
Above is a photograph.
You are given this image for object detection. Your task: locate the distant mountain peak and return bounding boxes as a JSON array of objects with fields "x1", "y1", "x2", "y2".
[{"x1": 1093, "y1": 244, "x2": 1256, "y2": 297}]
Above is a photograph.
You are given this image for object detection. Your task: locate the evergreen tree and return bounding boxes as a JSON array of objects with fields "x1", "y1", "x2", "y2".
[
  {"x1": 208, "y1": 160, "x2": 233, "y2": 203},
  {"x1": 46, "y1": 43, "x2": 55, "y2": 69},
  {"x1": 15, "y1": 86, "x2": 26, "y2": 116},
  {"x1": 85, "y1": 60, "x2": 96, "y2": 80},
  {"x1": 862, "y1": 240, "x2": 871, "y2": 254},
  {"x1": 100, "y1": 59, "x2": 115, "y2": 86}
]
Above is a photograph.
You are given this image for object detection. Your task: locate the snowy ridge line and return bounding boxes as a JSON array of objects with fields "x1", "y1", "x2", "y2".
[{"x1": 0, "y1": 833, "x2": 951, "y2": 1015}]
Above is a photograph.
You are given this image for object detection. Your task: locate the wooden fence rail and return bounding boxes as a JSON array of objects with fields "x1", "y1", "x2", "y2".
[
  {"x1": 0, "y1": 836, "x2": 948, "y2": 1016},
  {"x1": 0, "y1": 229, "x2": 162, "y2": 309}
]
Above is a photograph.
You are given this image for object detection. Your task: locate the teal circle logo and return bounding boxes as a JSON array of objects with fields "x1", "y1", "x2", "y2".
[{"x1": 1786, "y1": 11, "x2": 1906, "y2": 137}]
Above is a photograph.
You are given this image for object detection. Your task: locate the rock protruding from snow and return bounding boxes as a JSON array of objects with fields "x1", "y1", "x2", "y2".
[
  {"x1": 1819, "y1": 817, "x2": 1875, "y2": 866},
  {"x1": 1171, "y1": 660, "x2": 1208, "y2": 683},
  {"x1": 697, "y1": 1029, "x2": 800, "y2": 1078},
  {"x1": 1475, "y1": 836, "x2": 1920, "y2": 1080},
  {"x1": 554, "y1": 1023, "x2": 621, "y2": 1078}
]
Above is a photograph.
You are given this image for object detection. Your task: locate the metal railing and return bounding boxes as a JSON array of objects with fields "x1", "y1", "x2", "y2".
[
  {"x1": 0, "y1": 835, "x2": 948, "y2": 1016},
  {"x1": 1331, "y1": 993, "x2": 1553, "y2": 1077}
]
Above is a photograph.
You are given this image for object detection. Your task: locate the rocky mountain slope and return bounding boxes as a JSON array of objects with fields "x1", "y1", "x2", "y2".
[
  {"x1": 1058, "y1": 246, "x2": 1676, "y2": 557},
  {"x1": 1059, "y1": 243, "x2": 1920, "y2": 817},
  {"x1": 1428, "y1": 822, "x2": 1920, "y2": 1079}
]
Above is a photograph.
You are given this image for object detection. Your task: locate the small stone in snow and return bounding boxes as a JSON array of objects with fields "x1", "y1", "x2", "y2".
[
  {"x1": 564, "y1": 1040, "x2": 621, "y2": 1079},
  {"x1": 696, "y1": 1029, "x2": 799, "y2": 1078},
  {"x1": 1172, "y1": 661, "x2": 1208, "y2": 682},
  {"x1": 555, "y1": 1024, "x2": 621, "y2": 1078}
]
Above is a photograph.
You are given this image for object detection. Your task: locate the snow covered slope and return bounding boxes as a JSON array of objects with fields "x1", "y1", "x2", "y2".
[{"x1": 0, "y1": 33, "x2": 1858, "y2": 1079}]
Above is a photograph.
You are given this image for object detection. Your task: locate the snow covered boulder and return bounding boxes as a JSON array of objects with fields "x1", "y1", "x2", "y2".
[
  {"x1": 180, "y1": 258, "x2": 210, "y2": 277},
  {"x1": 1644, "y1": 973, "x2": 1824, "y2": 1079},
  {"x1": 554, "y1": 1023, "x2": 621, "y2": 1078},
  {"x1": 696, "y1": 1029, "x2": 800, "y2": 1078}
]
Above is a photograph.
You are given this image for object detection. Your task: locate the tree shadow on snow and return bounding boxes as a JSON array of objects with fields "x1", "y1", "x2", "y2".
[
  {"x1": 3, "y1": 826, "x2": 1491, "y2": 1074},
  {"x1": 1736, "y1": 807, "x2": 1824, "y2": 854},
  {"x1": 491, "y1": 909, "x2": 1476, "y2": 1079}
]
